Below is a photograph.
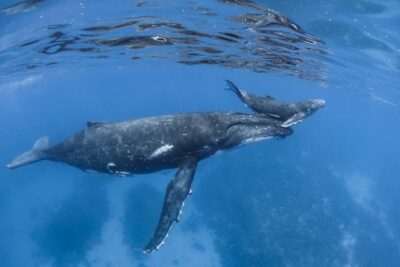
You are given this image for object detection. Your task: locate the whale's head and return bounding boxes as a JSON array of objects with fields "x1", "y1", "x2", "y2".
[
  {"x1": 281, "y1": 99, "x2": 326, "y2": 127},
  {"x1": 300, "y1": 99, "x2": 326, "y2": 116}
]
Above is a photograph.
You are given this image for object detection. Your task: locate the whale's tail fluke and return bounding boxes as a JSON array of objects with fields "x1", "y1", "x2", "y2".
[
  {"x1": 225, "y1": 80, "x2": 245, "y2": 101},
  {"x1": 7, "y1": 136, "x2": 50, "y2": 169}
]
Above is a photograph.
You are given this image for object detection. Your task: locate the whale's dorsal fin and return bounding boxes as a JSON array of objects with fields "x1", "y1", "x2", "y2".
[
  {"x1": 265, "y1": 95, "x2": 275, "y2": 100},
  {"x1": 143, "y1": 157, "x2": 198, "y2": 254},
  {"x1": 86, "y1": 121, "x2": 107, "y2": 128}
]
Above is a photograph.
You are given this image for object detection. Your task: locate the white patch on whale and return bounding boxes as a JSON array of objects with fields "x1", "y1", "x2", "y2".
[
  {"x1": 282, "y1": 119, "x2": 303, "y2": 128},
  {"x1": 115, "y1": 171, "x2": 130, "y2": 176},
  {"x1": 149, "y1": 144, "x2": 174, "y2": 159},
  {"x1": 107, "y1": 162, "x2": 116, "y2": 172},
  {"x1": 268, "y1": 113, "x2": 281, "y2": 118},
  {"x1": 241, "y1": 90, "x2": 250, "y2": 99},
  {"x1": 106, "y1": 163, "x2": 130, "y2": 176},
  {"x1": 152, "y1": 35, "x2": 168, "y2": 42},
  {"x1": 242, "y1": 136, "x2": 272, "y2": 144}
]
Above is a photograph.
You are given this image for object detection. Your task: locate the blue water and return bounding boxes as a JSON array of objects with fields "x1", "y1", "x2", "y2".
[{"x1": 1, "y1": 0, "x2": 399, "y2": 266}]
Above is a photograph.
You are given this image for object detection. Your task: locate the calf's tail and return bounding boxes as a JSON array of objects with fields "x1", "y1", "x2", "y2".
[{"x1": 225, "y1": 80, "x2": 245, "y2": 101}]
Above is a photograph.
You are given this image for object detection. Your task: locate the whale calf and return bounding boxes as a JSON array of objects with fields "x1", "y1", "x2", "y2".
[
  {"x1": 225, "y1": 80, "x2": 326, "y2": 127},
  {"x1": 7, "y1": 85, "x2": 325, "y2": 253}
]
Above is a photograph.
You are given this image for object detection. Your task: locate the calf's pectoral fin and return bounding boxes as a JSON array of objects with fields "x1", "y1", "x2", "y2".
[
  {"x1": 281, "y1": 112, "x2": 306, "y2": 127},
  {"x1": 143, "y1": 157, "x2": 198, "y2": 254}
]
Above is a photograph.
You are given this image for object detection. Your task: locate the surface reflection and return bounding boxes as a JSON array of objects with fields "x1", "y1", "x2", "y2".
[{"x1": 0, "y1": 0, "x2": 328, "y2": 83}]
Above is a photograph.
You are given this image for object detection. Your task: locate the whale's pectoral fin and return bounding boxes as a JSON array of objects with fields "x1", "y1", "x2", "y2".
[
  {"x1": 281, "y1": 112, "x2": 306, "y2": 127},
  {"x1": 143, "y1": 157, "x2": 198, "y2": 254}
]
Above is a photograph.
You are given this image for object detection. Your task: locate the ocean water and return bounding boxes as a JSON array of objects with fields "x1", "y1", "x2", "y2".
[{"x1": 1, "y1": 0, "x2": 399, "y2": 266}]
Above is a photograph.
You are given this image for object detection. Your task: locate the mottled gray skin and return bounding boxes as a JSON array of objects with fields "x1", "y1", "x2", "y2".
[
  {"x1": 226, "y1": 80, "x2": 325, "y2": 126},
  {"x1": 7, "y1": 111, "x2": 292, "y2": 253},
  {"x1": 45, "y1": 112, "x2": 291, "y2": 174}
]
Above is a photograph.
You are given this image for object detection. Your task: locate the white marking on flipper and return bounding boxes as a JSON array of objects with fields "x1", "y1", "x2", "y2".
[
  {"x1": 242, "y1": 136, "x2": 272, "y2": 144},
  {"x1": 149, "y1": 144, "x2": 174, "y2": 159},
  {"x1": 282, "y1": 119, "x2": 303, "y2": 128},
  {"x1": 267, "y1": 113, "x2": 281, "y2": 118},
  {"x1": 281, "y1": 113, "x2": 305, "y2": 127}
]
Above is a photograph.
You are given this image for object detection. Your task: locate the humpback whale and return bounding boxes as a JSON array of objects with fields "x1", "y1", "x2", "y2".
[
  {"x1": 226, "y1": 80, "x2": 326, "y2": 127},
  {"x1": 7, "y1": 84, "x2": 325, "y2": 253}
]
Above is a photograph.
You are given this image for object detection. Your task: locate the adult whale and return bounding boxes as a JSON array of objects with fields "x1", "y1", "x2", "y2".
[
  {"x1": 226, "y1": 80, "x2": 326, "y2": 127},
  {"x1": 7, "y1": 88, "x2": 325, "y2": 253}
]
